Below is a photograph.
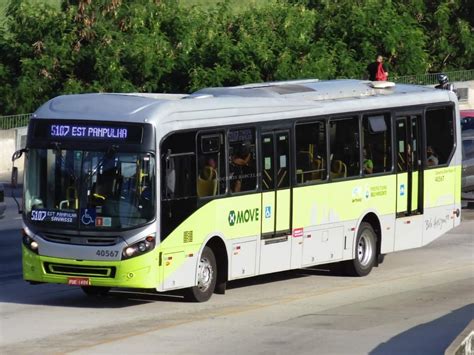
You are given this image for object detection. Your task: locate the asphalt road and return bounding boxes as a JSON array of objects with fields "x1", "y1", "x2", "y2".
[{"x1": 0, "y1": 190, "x2": 473, "y2": 355}]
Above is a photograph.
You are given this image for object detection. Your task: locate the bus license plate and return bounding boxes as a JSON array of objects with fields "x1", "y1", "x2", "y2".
[{"x1": 68, "y1": 277, "x2": 90, "y2": 286}]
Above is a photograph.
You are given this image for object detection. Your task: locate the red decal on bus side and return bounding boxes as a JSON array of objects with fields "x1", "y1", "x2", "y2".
[{"x1": 293, "y1": 228, "x2": 303, "y2": 237}]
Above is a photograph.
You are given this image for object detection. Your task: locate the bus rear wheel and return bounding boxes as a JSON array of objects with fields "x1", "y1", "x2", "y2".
[
  {"x1": 81, "y1": 286, "x2": 111, "y2": 297},
  {"x1": 344, "y1": 222, "x2": 376, "y2": 277},
  {"x1": 184, "y1": 246, "x2": 217, "y2": 302}
]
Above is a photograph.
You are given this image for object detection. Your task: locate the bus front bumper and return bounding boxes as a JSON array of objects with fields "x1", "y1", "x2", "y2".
[{"x1": 22, "y1": 246, "x2": 159, "y2": 289}]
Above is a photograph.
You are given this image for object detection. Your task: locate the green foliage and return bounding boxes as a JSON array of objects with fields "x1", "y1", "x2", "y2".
[
  {"x1": 0, "y1": 0, "x2": 472, "y2": 115},
  {"x1": 421, "y1": 0, "x2": 473, "y2": 71}
]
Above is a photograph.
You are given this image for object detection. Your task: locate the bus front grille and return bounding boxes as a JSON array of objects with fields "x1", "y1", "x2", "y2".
[
  {"x1": 43, "y1": 262, "x2": 116, "y2": 278},
  {"x1": 42, "y1": 233, "x2": 120, "y2": 246}
]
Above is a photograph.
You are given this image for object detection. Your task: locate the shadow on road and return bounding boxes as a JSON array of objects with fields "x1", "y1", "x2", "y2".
[
  {"x1": 0, "y1": 281, "x2": 192, "y2": 307},
  {"x1": 370, "y1": 303, "x2": 474, "y2": 355},
  {"x1": 0, "y1": 263, "x2": 348, "y2": 308},
  {"x1": 226, "y1": 263, "x2": 347, "y2": 290}
]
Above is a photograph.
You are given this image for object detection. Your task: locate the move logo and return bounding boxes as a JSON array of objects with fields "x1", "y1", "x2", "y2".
[{"x1": 228, "y1": 208, "x2": 260, "y2": 226}]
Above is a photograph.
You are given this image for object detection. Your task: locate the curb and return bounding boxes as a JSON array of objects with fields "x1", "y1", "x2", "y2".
[{"x1": 445, "y1": 319, "x2": 474, "y2": 355}]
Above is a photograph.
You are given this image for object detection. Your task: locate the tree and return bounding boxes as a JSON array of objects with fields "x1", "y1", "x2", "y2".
[{"x1": 0, "y1": 0, "x2": 472, "y2": 115}]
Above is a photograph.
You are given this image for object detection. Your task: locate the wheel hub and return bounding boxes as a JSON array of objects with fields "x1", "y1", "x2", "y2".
[
  {"x1": 357, "y1": 232, "x2": 373, "y2": 267},
  {"x1": 197, "y1": 257, "x2": 213, "y2": 291}
]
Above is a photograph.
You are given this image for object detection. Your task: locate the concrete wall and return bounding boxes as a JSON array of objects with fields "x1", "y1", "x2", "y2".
[
  {"x1": 0, "y1": 127, "x2": 26, "y2": 183},
  {"x1": 455, "y1": 80, "x2": 474, "y2": 111}
]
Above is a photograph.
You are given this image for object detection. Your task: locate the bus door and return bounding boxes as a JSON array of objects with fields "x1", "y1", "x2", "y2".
[
  {"x1": 395, "y1": 115, "x2": 423, "y2": 250},
  {"x1": 259, "y1": 130, "x2": 292, "y2": 274}
]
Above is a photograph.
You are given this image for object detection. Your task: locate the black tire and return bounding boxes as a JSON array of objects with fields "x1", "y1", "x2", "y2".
[
  {"x1": 184, "y1": 246, "x2": 217, "y2": 302},
  {"x1": 344, "y1": 222, "x2": 377, "y2": 277},
  {"x1": 81, "y1": 286, "x2": 111, "y2": 297}
]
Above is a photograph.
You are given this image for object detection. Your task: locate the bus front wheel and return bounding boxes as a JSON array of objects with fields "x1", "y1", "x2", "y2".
[
  {"x1": 344, "y1": 222, "x2": 376, "y2": 276},
  {"x1": 184, "y1": 246, "x2": 217, "y2": 302}
]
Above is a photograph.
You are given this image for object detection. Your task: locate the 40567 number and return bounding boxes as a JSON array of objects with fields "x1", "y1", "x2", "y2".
[{"x1": 96, "y1": 250, "x2": 119, "y2": 258}]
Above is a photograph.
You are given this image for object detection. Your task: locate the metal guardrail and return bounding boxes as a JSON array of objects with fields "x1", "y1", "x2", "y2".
[
  {"x1": 0, "y1": 113, "x2": 31, "y2": 130},
  {"x1": 394, "y1": 69, "x2": 474, "y2": 85}
]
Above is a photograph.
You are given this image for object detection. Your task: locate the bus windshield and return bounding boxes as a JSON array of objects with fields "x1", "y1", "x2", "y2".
[{"x1": 24, "y1": 148, "x2": 155, "y2": 230}]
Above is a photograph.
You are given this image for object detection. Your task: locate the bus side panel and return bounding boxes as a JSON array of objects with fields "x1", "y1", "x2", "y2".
[
  {"x1": 292, "y1": 175, "x2": 396, "y2": 266},
  {"x1": 378, "y1": 213, "x2": 396, "y2": 254},
  {"x1": 393, "y1": 215, "x2": 423, "y2": 251},
  {"x1": 396, "y1": 173, "x2": 409, "y2": 214},
  {"x1": 422, "y1": 166, "x2": 458, "y2": 246},
  {"x1": 259, "y1": 237, "x2": 291, "y2": 275},
  {"x1": 301, "y1": 226, "x2": 344, "y2": 266},
  {"x1": 231, "y1": 239, "x2": 257, "y2": 279},
  {"x1": 158, "y1": 194, "x2": 261, "y2": 289},
  {"x1": 161, "y1": 251, "x2": 191, "y2": 290}
]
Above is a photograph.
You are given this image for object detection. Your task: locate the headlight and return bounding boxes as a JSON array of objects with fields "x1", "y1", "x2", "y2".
[
  {"x1": 122, "y1": 234, "x2": 156, "y2": 260},
  {"x1": 22, "y1": 229, "x2": 39, "y2": 254}
]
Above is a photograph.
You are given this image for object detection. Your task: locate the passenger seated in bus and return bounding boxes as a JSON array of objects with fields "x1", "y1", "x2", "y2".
[
  {"x1": 197, "y1": 158, "x2": 218, "y2": 197},
  {"x1": 200, "y1": 158, "x2": 217, "y2": 179},
  {"x1": 363, "y1": 147, "x2": 374, "y2": 174},
  {"x1": 230, "y1": 144, "x2": 253, "y2": 192},
  {"x1": 426, "y1": 146, "x2": 439, "y2": 166}
]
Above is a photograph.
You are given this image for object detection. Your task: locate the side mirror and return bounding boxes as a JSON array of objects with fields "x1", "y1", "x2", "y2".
[
  {"x1": 11, "y1": 167, "x2": 18, "y2": 188},
  {"x1": 12, "y1": 149, "x2": 25, "y2": 162},
  {"x1": 10, "y1": 149, "x2": 26, "y2": 214}
]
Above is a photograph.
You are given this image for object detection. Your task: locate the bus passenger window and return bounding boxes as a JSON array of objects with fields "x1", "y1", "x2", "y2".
[
  {"x1": 362, "y1": 114, "x2": 392, "y2": 174},
  {"x1": 197, "y1": 132, "x2": 225, "y2": 197},
  {"x1": 329, "y1": 117, "x2": 360, "y2": 178},
  {"x1": 164, "y1": 153, "x2": 196, "y2": 199},
  {"x1": 228, "y1": 128, "x2": 257, "y2": 193},
  {"x1": 160, "y1": 131, "x2": 197, "y2": 200},
  {"x1": 425, "y1": 107, "x2": 454, "y2": 166},
  {"x1": 295, "y1": 121, "x2": 327, "y2": 183}
]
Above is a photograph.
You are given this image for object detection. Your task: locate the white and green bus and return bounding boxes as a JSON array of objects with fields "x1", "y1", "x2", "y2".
[{"x1": 14, "y1": 79, "x2": 462, "y2": 301}]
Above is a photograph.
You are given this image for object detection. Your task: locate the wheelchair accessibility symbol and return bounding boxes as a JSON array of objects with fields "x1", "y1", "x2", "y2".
[
  {"x1": 81, "y1": 208, "x2": 96, "y2": 225},
  {"x1": 265, "y1": 206, "x2": 272, "y2": 219},
  {"x1": 400, "y1": 184, "x2": 405, "y2": 196}
]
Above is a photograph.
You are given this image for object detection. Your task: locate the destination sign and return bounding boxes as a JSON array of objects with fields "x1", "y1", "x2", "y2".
[
  {"x1": 50, "y1": 124, "x2": 128, "y2": 140},
  {"x1": 29, "y1": 120, "x2": 146, "y2": 146},
  {"x1": 30, "y1": 209, "x2": 77, "y2": 224}
]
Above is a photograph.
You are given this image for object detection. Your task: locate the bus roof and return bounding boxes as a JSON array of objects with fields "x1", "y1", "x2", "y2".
[{"x1": 32, "y1": 79, "x2": 456, "y2": 130}]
